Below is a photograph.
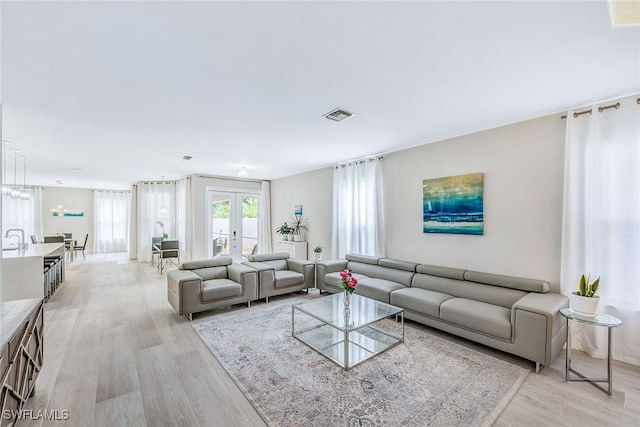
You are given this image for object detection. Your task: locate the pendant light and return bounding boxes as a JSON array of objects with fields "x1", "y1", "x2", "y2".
[
  {"x1": 158, "y1": 176, "x2": 168, "y2": 217},
  {"x1": 19, "y1": 156, "x2": 30, "y2": 200},
  {"x1": 9, "y1": 149, "x2": 21, "y2": 198},
  {"x1": 1, "y1": 140, "x2": 11, "y2": 196}
]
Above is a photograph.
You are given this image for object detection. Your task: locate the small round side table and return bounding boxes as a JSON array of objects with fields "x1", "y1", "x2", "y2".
[{"x1": 560, "y1": 308, "x2": 622, "y2": 395}]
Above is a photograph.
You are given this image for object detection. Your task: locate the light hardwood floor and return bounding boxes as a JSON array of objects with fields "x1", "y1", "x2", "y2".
[{"x1": 21, "y1": 254, "x2": 640, "y2": 426}]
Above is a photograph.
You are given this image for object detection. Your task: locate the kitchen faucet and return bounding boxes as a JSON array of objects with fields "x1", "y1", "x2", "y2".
[{"x1": 5, "y1": 228, "x2": 27, "y2": 250}]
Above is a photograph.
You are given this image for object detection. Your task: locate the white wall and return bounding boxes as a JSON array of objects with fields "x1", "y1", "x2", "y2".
[
  {"x1": 270, "y1": 113, "x2": 565, "y2": 292},
  {"x1": 271, "y1": 167, "x2": 333, "y2": 259},
  {"x1": 41, "y1": 187, "x2": 94, "y2": 252}
]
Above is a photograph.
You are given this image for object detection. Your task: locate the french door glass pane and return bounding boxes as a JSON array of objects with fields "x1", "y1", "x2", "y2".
[
  {"x1": 241, "y1": 196, "x2": 259, "y2": 258},
  {"x1": 212, "y1": 195, "x2": 231, "y2": 257}
]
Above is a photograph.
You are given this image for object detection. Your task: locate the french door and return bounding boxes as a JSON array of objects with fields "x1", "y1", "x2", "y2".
[{"x1": 207, "y1": 190, "x2": 259, "y2": 262}]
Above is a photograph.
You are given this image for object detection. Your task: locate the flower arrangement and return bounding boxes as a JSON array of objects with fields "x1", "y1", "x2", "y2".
[
  {"x1": 340, "y1": 269, "x2": 358, "y2": 294},
  {"x1": 156, "y1": 221, "x2": 168, "y2": 239}
]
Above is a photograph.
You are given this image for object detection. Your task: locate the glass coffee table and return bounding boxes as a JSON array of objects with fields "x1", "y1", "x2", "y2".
[{"x1": 292, "y1": 293, "x2": 404, "y2": 370}]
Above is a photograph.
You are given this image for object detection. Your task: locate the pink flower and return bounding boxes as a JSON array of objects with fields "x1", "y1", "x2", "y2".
[{"x1": 340, "y1": 269, "x2": 357, "y2": 293}]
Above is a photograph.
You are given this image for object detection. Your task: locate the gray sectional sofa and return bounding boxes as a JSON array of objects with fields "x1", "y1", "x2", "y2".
[{"x1": 316, "y1": 254, "x2": 568, "y2": 371}]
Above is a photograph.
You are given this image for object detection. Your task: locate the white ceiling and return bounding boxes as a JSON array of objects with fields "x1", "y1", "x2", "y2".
[{"x1": 2, "y1": 1, "x2": 639, "y2": 190}]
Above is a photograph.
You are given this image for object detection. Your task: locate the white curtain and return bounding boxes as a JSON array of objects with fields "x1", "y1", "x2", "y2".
[
  {"x1": 134, "y1": 181, "x2": 177, "y2": 263},
  {"x1": 2, "y1": 187, "x2": 43, "y2": 244},
  {"x1": 561, "y1": 94, "x2": 640, "y2": 366},
  {"x1": 332, "y1": 157, "x2": 385, "y2": 258},
  {"x1": 176, "y1": 177, "x2": 192, "y2": 262},
  {"x1": 93, "y1": 190, "x2": 130, "y2": 253},
  {"x1": 257, "y1": 180, "x2": 272, "y2": 254}
]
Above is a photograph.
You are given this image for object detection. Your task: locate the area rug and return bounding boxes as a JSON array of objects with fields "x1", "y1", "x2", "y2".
[{"x1": 192, "y1": 303, "x2": 529, "y2": 427}]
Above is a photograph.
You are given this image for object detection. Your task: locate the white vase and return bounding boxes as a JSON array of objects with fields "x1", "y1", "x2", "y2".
[
  {"x1": 569, "y1": 292, "x2": 600, "y2": 316},
  {"x1": 293, "y1": 234, "x2": 302, "y2": 242},
  {"x1": 314, "y1": 252, "x2": 323, "y2": 261}
]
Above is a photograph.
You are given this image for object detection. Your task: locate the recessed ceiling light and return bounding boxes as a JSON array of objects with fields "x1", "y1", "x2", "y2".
[
  {"x1": 323, "y1": 108, "x2": 355, "y2": 122},
  {"x1": 183, "y1": 155, "x2": 192, "y2": 160},
  {"x1": 74, "y1": 168, "x2": 83, "y2": 172},
  {"x1": 238, "y1": 167, "x2": 249, "y2": 177},
  {"x1": 56, "y1": 180, "x2": 63, "y2": 185}
]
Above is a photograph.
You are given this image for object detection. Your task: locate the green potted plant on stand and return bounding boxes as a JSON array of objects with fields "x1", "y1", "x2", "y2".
[
  {"x1": 290, "y1": 215, "x2": 309, "y2": 242},
  {"x1": 276, "y1": 223, "x2": 292, "y2": 241},
  {"x1": 569, "y1": 274, "x2": 600, "y2": 316},
  {"x1": 313, "y1": 246, "x2": 323, "y2": 261}
]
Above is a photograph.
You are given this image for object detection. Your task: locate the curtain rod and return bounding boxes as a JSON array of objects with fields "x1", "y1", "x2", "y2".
[
  {"x1": 335, "y1": 155, "x2": 384, "y2": 168},
  {"x1": 561, "y1": 100, "x2": 629, "y2": 120},
  {"x1": 197, "y1": 174, "x2": 262, "y2": 183}
]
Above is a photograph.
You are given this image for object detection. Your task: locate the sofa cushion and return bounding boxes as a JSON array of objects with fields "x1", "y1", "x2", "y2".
[
  {"x1": 194, "y1": 266, "x2": 228, "y2": 281},
  {"x1": 345, "y1": 253, "x2": 379, "y2": 265},
  {"x1": 411, "y1": 274, "x2": 464, "y2": 295},
  {"x1": 379, "y1": 258, "x2": 418, "y2": 272},
  {"x1": 416, "y1": 264, "x2": 466, "y2": 280},
  {"x1": 356, "y1": 278, "x2": 406, "y2": 303},
  {"x1": 439, "y1": 298, "x2": 512, "y2": 340},
  {"x1": 464, "y1": 271, "x2": 550, "y2": 293},
  {"x1": 181, "y1": 257, "x2": 232, "y2": 270},
  {"x1": 347, "y1": 262, "x2": 415, "y2": 287},
  {"x1": 263, "y1": 259, "x2": 288, "y2": 271},
  {"x1": 248, "y1": 252, "x2": 289, "y2": 262},
  {"x1": 274, "y1": 270, "x2": 304, "y2": 289},
  {"x1": 390, "y1": 288, "x2": 454, "y2": 318},
  {"x1": 456, "y1": 281, "x2": 527, "y2": 309},
  {"x1": 325, "y1": 271, "x2": 370, "y2": 288},
  {"x1": 201, "y1": 279, "x2": 242, "y2": 303}
]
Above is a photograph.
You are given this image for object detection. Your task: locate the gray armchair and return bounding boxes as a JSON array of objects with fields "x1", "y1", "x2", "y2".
[
  {"x1": 167, "y1": 257, "x2": 258, "y2": 320},
  {"x1": 243, "y1": 252, "x2": 315, "y2": 302}
]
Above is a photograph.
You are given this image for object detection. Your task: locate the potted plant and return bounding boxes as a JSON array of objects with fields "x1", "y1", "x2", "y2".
[
  {"x1": 313, "y1": 246, "x2": 323, "y2": 261},
  {"x1": 569, "y1": 274, "x2": 600, "y2": 316},
  {"x1": 276, "y1": 223, "x2": 292, "y2": 241},
  {"x1": 290, "y1": 215, "x2": 309, "y2": 242}
]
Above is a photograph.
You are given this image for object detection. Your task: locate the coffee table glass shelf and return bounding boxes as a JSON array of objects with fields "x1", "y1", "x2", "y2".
[{"x1": 292, "y1": 293, "x2": 404, "y2": 370}]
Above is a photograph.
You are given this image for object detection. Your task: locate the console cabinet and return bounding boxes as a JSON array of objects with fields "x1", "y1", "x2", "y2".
[
  {"x1": 276, "y1": 241, "x2": 308, "y2": 260},
  {"x1": 0, "y1": 299, "x2": 44, "y2": 426}
]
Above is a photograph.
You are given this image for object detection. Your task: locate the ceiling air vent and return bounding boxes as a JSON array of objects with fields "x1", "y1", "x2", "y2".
[{"x1": 323, "y1": 108, "x2": 355, "y2": 122}]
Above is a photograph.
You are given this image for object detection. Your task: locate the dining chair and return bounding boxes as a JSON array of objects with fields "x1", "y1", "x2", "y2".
[
  {"x1": 73, "y1": 234, "x2": 89, "y2": 260},
  {"x1": 44, "y1": 235, "x2": 64, "y2": 243},
  {"x1": 158, "y1": 239, "x2": 180, "y2": 274},
  {"x1": 151, "y1": 236, "x2": 163, "y2": 267},
  {"x1": 30, "y1": 235, "x2": 38, "y2": 244}
]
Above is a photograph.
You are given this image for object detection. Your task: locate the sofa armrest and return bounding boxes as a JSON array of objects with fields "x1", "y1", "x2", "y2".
[
  {"x1": 167, "y1": 270, "x2": 202, "y2": 315},
  {"x1": 511, "y1": 292, "x2": 569, "y2": 367},
  {"x1": 513, "y1": 292, "x2": 569, "y2": 317},
  {"x1": 228, "y1": 263, "x2": 259, "y2": 301},
  {"x1": 287, "y1": 258, "x2": 316, "y2": 288},
  {"x1": 316, "y1": 259, "x2": 348, "y2": 273},
  {"x1": 315, "y1": 259, "x2": 348, "y2": 291}
]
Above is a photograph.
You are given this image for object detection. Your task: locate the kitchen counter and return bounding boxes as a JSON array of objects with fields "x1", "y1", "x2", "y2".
[
  {"x1": 0, "y1": 298, "x2": 42, "y2": 349},
  {"x1": 1, "y1": 243, "x2": 65, "y2": 302},
  {"x1": 2, "y1": 242, "x2": 65, "y2": 259}
]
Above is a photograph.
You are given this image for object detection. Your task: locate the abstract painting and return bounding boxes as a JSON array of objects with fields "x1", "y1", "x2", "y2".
[{"x1": 423, "y1": 173, "x2": 483, "y2": 235}]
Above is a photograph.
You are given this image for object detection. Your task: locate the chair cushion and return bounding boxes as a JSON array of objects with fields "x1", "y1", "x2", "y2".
[
  {"x1": 194, "y1": 266, "x2": 228, "y2": 281},
  {"x1": 264, "y1": 259, "x2": 288, "y2": 271},
  {"x1": 274, "y1": 270, "x2": 304, "y2": 289},
  {"x1": 439, "y1": 298, "x2": 512, "y2": 340},
  {"x1": 390, "y1": 288, "x2": 454, "y2": 318},
  {"x1": 248, "y1": 252, "x2": 289, "y2": 262},
  {"x1": 181, "y1": 257, "x2": 232, "y2": 270},
  {"x1": 201, "y1": 279, "x2": 242, "y2": 303},
  {"x1": 356, "y1": 278, "x2": 406, "y2": 304}
]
